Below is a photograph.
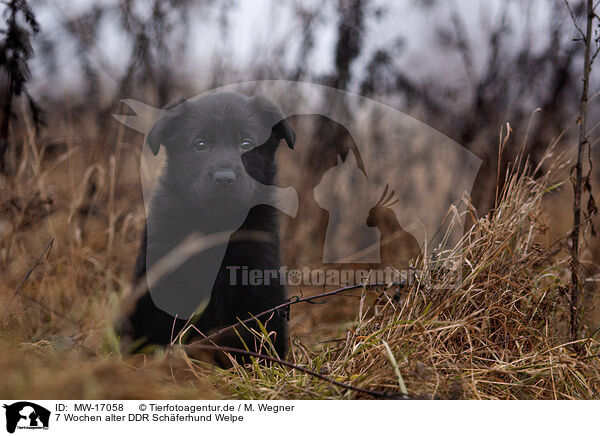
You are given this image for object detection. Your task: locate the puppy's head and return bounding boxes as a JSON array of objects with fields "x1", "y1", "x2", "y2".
[{"x1": 146, "y1": 92, "x2": 294, "y2": 216}]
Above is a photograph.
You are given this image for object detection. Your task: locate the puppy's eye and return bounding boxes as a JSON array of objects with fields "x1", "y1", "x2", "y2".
[
  {"x1": 193, "y1": 140, "x2": 207, "y2": 151},
  {"x1": 240, "y1": 139, "x2": 254, "y2": 149}
]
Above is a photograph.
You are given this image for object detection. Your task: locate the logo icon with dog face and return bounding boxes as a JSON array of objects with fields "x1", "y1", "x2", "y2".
[{"x1": 3, "y1": 402, "x2": 50, "y2": 433}]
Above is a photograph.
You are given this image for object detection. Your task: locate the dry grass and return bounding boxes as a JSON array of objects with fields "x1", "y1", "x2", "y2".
[
  {"x1": 1, "y1": 114, "x2": 599, "y2": 399},
  {"x1": 213, "y1": 147, "x2": 600, "y2": 399}
]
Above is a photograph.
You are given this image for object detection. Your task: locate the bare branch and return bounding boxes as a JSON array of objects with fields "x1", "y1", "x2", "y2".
[
  {"x1": 565, "y1": 0, "x2": 586, "y2": 39},
  {"x1": 570, "y1": 0, "x2": 595, "y2": 341},
  {"x1": 185, "y1": 343, "x2": 409, "y2": 399},
  {"x1": 2, "y1": 238, "x2": 54, "y2": 318},
  {"x1": 186, "y1": 281, "x2": 407, "y2": 349}
]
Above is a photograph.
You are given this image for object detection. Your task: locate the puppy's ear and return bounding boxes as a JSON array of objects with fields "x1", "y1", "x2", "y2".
[
  {"x1": 146, "y1": 100, "x2": 186, "y2": 155},
  {"x1": 252, "y1": 95, "x2": 295, "y2": 149}
]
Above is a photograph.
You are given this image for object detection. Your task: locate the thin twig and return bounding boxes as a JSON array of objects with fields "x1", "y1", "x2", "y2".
[
  {"x1": 188, "y1": 283, "x2": 394, "y2": 346},
  {"x1": 186, "y1": 342, "x2": 408, "y2": 399},
  {"x1": 565, "y1": 0, "x2": 586, "y2": 39},
  {"x1": 569, "y1": 0, "x2": 595, "y2": 341},
  {"x1": 2, "y1": 238, "x2": 54, "y2": 319}
]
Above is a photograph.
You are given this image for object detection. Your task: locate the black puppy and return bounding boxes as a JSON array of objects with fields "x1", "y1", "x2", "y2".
[{"x1": 119, "y1": 92, "x2": 295, "y2": 364}]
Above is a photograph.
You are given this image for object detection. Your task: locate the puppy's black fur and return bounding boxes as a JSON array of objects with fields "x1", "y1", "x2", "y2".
[{"x1": 119, "y1": 92, "x2": 294, "y2": 364}]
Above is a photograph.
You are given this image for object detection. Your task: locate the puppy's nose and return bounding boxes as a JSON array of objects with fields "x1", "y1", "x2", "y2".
[{"x1": 213, "y1": 170, "x2": 236, "y2": 187}]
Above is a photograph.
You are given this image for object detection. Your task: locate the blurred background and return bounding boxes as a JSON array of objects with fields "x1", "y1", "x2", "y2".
[{"x1": 7, "y1": 0, "x2": 598, "y2": 205}]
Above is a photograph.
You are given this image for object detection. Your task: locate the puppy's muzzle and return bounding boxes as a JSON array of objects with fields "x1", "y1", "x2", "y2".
[{"x1": 213, "y1": 169, "x2": 236, "y2": 187}]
